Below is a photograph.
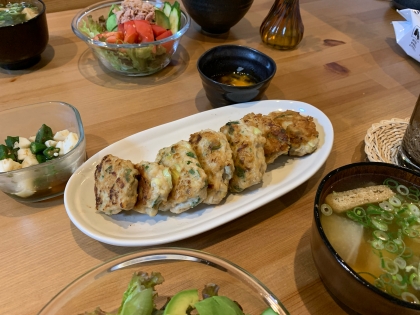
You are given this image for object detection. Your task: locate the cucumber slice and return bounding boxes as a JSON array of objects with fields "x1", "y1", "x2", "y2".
[
  {"x1": 155, "y1": 9, "x2": 171, "y2": 29},
  {"x1": 169, "y1": 4, "x2": 181, "y2": 35},
  {"x1": 163, "y1": 2, "x2": 172, "y2": 17}
]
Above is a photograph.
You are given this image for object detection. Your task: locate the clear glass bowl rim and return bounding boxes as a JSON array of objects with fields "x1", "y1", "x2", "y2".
[
  {"x1": 71, "y1": 0, "x2": 191, "y2": 49},
  {"x1": 37, "y1": 247, "x2": 290, "y2": 315},
  {"x1": 0, "y1": 101, "x2": 85, "y2": 176}
]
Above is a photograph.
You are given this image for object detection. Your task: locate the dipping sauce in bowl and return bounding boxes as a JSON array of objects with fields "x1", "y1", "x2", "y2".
[{"x1": 212, "y1": 71, "x2": 258, "y2": 87}]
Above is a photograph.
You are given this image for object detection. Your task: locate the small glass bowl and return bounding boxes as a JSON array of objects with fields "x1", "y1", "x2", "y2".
[
  {"x1": 37, "y1": 247, "x2": 289, "y2": 315},
  {"x1": 71, "y1": 0, "x2": 190, "y2": 76},
  {"x1": 0, "y1": 101, "x2": 86, "y2": 202}
]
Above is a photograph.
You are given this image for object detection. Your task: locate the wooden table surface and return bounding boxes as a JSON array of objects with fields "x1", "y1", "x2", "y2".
[{"x1": 1, "y1": 0, "x2": 420, "y2": 314}]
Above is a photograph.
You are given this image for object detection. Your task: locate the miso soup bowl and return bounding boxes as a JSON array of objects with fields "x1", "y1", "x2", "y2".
[
  {"x1": 311, "y1": 162, "x2": 420, "y2": 315},
  {"x1": 0, "y1": 0, "x2": 49, "y2": 70}
]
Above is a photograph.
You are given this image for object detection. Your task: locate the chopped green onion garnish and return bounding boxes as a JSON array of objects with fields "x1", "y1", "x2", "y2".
[
  {"x1": 397, "y1": 185, "x2": 409, "y2": 196},
  {"x1": 320, "y1": 204, "x2": 333, "y2": 216}
]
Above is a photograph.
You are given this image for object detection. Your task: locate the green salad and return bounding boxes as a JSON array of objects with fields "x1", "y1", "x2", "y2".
[
  {"x1": 78, "y1": 0, "x2": 182, "y2": 73},
  {"x1": 81, "y1": 271, "x2": 277, "y2": 315}
]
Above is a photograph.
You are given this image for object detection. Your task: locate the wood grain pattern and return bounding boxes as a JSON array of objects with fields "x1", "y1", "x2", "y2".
[{"x1": 0, "y1": 0, "x2": 419, "y2": 314}]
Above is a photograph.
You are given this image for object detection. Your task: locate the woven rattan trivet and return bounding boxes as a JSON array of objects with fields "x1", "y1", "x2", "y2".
[{"x1": 364, "y1": 118, "x2": 409, "y2": 165}]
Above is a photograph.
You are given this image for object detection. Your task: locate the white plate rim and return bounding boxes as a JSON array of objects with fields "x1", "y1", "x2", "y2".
[{"x1": 64, "y1": 100, "x2": 334, "y2": 247}]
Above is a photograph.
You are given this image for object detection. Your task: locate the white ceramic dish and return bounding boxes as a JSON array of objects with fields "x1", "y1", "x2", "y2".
[{"x1": 64, "y1": 100, "x2": 334, "y2": 246}]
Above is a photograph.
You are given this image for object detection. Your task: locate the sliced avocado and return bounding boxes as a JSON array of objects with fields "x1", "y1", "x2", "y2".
[
  {"x1": 194, "y1": 296, "x2": 245, "y2": 315},
  {"x1": 155, "y1": 9, "x2": 171, "y2": 29},
  {"x1": 163, "y1": 289, "x2": 199, "y2": 315},
  {"x1": 261, "y1": 307, "x2": 278, "y2": 315},
  {"x1": 106, "y1": 13, "x2": 118, "y2": 31}
]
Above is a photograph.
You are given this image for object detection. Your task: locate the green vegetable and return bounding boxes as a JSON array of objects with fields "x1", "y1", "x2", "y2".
[
  {"x1": 163, "y1": 289, "x2": 199, "y2": 315},
  {"x1": 195, "y1": 296, "x2": 245, "y2": 315},
  {"x1": 43, "y1": 146, "x2": 60, "y2": 160},
  {"x1": 106, "y1": 4, "x2": 118, "y2": 31},
  {"x1": 30, "y1": 142, "x2": 47, "y2": 154},
  {"x1": 155, "y1": 9, "x2": 170, "y2": 29},
  {"x1": 79, "y1": 15, "x2": 106, "y2": 38},
  {"x1": 118, "y1": 272, "x2": 164, "y2": 315},
  {"x1": 36, "y1": 154, "x2": 47, "y2": 163},
  {"x1": 261, "y1": 308, "x2": 278, "y2": 315},
  {"x1": 5, "y1": 136, "x2": 18, "y2": 148},
  {"x1": 35, "y1": 124, "x2": 54, "y2": 144},
  {"x1": 169, "y1": 3, "x2": 181, "y2": 35},
  {"x1": 0, "y1": 144, "x2": 15, "y2": 161},
  {"x1": 186, "y1": 152, "x2": 196, "y2": 158},
  {"x1": 163, "y1": 2, "x2": 172, "y2": 17}
]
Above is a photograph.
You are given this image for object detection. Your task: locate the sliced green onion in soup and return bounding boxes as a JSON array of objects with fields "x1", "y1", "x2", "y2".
[
  {"x1": 389, "y1": 196, "x2": 402, "y2": 207},
  {"x1": 373, "y1": 230, "x2": 389, "y2": 241},
  {"x1": 410, "y1": 273, "x2": 420, "y2": 290},
  {"x1": 407, "y1": 194, "x2": 420, "y2": 202},
  {"x1": 408, "y1": 204, "x2": 420, "y2": 216},
  {"x1": 370, "y1": 239, "x2": 384, "y2": 250},
  {"x1": 409, "y1": 186, "x2": 420, "y2": 196},
  {"x1": 320, "y1": 203, "x2": 332, "y2": 216},
  {"x1": 385, "y1": 241, "x2": 398, "y2": 253},
  {"x1": 401, "y1": 292, "x2": 420, "y2": 303},
  {"x1": 372, "y1": 218, "x2": 388, "y2": 231},
  {"x1": 381, "y1": 258, "x2": 399, "y2": 275},
  {"x1": 379, "y1": 201, "x2": 394, "y2": 212},
  {"x1": 394, "y1": 256, "x2": 407, "y2": 269},
  {"x1": 397, "y1": 185, "x2": 410, "y2": 196},
  {"x1": 384, "y1": 178, "x2": 399, "y2": 188},
  {"x1": 353, "y1": 206, "x2": 366, "y2": 217}
]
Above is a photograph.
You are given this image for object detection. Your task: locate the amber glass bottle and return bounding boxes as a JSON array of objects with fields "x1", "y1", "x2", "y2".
[{"x1": 260, "y1": 0, "x2": 304, "y2": 50}]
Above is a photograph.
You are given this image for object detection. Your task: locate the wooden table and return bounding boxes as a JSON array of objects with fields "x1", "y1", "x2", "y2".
[{"x1": 1, "y1": 0, "x2": 419, "y2": 314}]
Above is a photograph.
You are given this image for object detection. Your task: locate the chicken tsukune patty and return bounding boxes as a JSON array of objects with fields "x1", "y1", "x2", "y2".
[
  {"x1": 220, "y1": 120, "x2": 267, "y2": 193},
  {"x1": 189, "y1": 129, "x2": 235, "y2": 204},
  {"x1": 268, "y1": 110, "x2": 319, "y2": 156},
  {"x1": 133, "y1": 161, "x2": 173, "y2": 217},
  {"x1": 241, "y1": 112, "x2": 290, "y2": 164},
  {"x1": 155, "y1": 140, "x2": 208, "y2": 214},
  {"x1": 94, "y1": 154, "x2": 139, "y2": 215}
]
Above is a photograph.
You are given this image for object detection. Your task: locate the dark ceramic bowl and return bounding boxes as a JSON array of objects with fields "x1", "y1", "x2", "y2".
[
  {"x1": 197, "y1": 45, "x2": 276, "y2": 108},
  {"x1": 311, "y1": 162, "x2": 420, "y2": 315},
  {"x1": 181, "y1": 0, "x2": 253, "y2": 34},
  {"x1": 392, "y1": 0, "x2": 420, "y2": 10},
  {"x1": 0, "y1": 0, "x2": 48, "y2": 70}
]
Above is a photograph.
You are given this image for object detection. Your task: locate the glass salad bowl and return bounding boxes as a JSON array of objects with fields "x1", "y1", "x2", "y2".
[
  {"x1": 71, "y1": 0, "x2": 191, "y2": 76},
  {"x1": 0, "y1": 101, "x2": 86, "y2": 202},
  {"x1": 37, "y1": 247, "x2": 289, "y2": 315}
]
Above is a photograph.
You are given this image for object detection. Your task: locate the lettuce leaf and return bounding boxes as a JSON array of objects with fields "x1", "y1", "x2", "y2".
[
  {"x1": 79, "y1": 15, "x2": 106, "y2": 38},
  {"x1": 117, "y1": 271, "x2": 164, "y2": 315}
]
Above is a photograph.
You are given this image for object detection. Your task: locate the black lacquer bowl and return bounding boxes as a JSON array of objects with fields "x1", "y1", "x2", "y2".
[
  {"x1": 197, "y1": 45, "x2": 276, "y2": 108},
  {"x1": 181, "y1": 0, "x2": 253, "y2": 34},
  {"x1": 0, "y1": 0, "x2": 48, "y2": 70}
]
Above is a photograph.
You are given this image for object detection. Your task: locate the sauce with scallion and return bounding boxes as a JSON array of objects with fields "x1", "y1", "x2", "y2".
[
  {"x1": 212, "y1": 72, "x2": 258, "y2": 87},
  {"x1": 320, "y1": 176, "x2": 420, "y2": 304}
]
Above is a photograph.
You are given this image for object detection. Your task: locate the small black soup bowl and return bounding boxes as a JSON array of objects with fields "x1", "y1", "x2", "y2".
[
  {"x1": 181, "y1": 0, "x2": 253, "y2": 34},
  {"x1": 197, "y1": 45, "x2": 276, "y2": 108},
  {"x1": 0, "y1": 0, "x2": 48, "y2": 70},
  {"x1": 311, "y1": 162, "x2": 420, "y2": 315}
]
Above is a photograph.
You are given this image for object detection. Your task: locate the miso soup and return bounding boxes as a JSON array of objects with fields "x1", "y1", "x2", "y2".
[
  {"x1": 320, "y1": 175, "x2": 420, "y2": 304},
  {"x1": 0, "y1": 2, "x2": 39, "y2": 27}
]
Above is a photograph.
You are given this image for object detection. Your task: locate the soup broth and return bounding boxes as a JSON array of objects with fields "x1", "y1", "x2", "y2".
[
  {"x1": 0, "y1": 2, "x2": 39, "y2": 27},
  {"x1": 212, "y1": 72, "x2": 258, "y2": 87},
  {"x1": 320, "y1": 175, "x2": 420, "y2": 303}
]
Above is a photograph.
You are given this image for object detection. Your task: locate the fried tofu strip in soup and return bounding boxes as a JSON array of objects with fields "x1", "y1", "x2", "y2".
[
  {"x1": 94, "y1": 154, "x2": 139, "y2": 215},
  {"x1": 156, "y1": 140, "x2": 208, "y2": 214},
  {"x1": 133, "y1": 161, "x2": 173, "y2": 217},
  {"x1": 268, "y1": 110, "x2": 319, "y2": 156},
  {"x1": 220, "y1": 120, "x2": 266, "y2": 193},
  {"x1": 189, "y1": 129, "x2": 234, "y2": 204},
  {"x1": 242, "y1": 112, "x2": 290, "y2": 164}
]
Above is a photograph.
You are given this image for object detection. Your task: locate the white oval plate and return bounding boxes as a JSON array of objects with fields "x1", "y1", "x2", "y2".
[{"x1": 64, "y1": 100, "x2": 334, "y2": 247}]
